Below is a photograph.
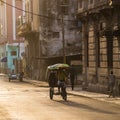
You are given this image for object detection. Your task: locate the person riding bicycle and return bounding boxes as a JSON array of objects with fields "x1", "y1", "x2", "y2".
[{"x1": 57, "y1": 68, "x2": 67, "y2": 93}]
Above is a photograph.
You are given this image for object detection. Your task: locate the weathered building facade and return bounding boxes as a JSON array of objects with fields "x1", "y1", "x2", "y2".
[
  {"x1": 39, "y1": 0, "x2": 82, "y2": 80},
  {"x1": 18, "y1": 0, "x2": 82, "y2": 81},
  {"x1": 78, "y1": 0, "x2": 120, "y2": 93}
]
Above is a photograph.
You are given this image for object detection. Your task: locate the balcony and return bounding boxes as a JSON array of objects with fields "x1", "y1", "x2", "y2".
[
  {"x1": 17, "y1": 22, "x2": 31, "y2": 37},
  {"x1": 78, "y1": 7, "x2": 84, "y2": 13},
  {"x1": 77, "y1": 0, "x2": 109, "y2": 17},
  {"x1": 17, "y1": 22, "x2": 38, "y2": 38}
]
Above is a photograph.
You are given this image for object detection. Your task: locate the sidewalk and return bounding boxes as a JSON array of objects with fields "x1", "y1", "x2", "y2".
[{"x1": 23, "y1": 78, "x2": 120, "y2": 105}]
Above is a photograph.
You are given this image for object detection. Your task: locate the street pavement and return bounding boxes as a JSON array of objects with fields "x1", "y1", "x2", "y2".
[
  {"x1": 23, "y1": 78, "x2": 120, "y2": 106},
  {"x1": 0, "y1": 73, "x2": 120, "y2": 106}
]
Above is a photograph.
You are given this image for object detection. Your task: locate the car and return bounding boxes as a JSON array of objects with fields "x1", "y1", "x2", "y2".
[{"x1": 8, "y1": 73, "x2": 18, "y2": 82}]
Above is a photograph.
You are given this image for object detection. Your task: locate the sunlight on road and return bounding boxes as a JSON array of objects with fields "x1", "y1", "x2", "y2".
[{"x1": 0, "y1": 76, "x2": 120, "y2": 120}]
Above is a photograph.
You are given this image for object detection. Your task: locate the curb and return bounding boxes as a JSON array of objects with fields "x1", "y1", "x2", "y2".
[
  {"x1": 23, "y1": 79, "x2": 49, "y2": 87},
  {"x1": 67, "y1": 92, "x2": 91, "y2": 98}
]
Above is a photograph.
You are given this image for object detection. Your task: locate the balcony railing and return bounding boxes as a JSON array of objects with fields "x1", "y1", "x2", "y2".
[{"x1": 78, "y1": 0, "x2": 110, "y2": 14}]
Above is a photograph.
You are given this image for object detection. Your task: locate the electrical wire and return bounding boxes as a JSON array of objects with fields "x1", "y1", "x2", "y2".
[
  {"x1": 0, "y1": 0, "x2": 76, "y2": 22},
  {"x1": 1, "y1": 0, "x2": 117, "y2": 44}
]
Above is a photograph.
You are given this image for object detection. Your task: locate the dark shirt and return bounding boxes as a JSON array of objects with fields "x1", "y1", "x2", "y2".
[{"x1": 70, "y1": 67, "x2": 76, "y2": 79}]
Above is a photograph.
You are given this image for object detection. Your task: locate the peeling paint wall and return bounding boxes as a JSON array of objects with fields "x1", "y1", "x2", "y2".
[{"x1": 40, "y1": 0, "x2": 81, "y2": 57}]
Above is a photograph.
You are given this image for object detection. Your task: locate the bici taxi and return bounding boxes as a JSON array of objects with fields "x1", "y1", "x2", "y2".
[{"x1": 46, "y1": 63, "x2": 69, "y2": 101}]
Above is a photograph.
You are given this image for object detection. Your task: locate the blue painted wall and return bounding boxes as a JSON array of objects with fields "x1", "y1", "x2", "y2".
[{"x1": 6, "y1": 45, "x2": 19, "y2": 73}]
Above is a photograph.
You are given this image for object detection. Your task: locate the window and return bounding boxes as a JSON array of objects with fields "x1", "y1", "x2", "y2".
[
  {"x1": 62, "y1": 0, "x2": 69, "y2": 5},
  {"x1": 53, "y1": 32, "x2": 59, "y2": 38},
  {"x1": 31, "y1": 0, "x2": 33, "y2": 21},
  {"x1": 107, "y1": 38, "x2": 113, "y2": 68},
  {"x1": 85, "y1": 33, "x2": 89, "y2": 67},
  {"x1": 88, "y1": 0, "x2": 94, "y2": 9},
  {"x1": 60, "y1": 0, "x2": 69, "y2": 15},
  {"x1": 79, "y1": 0, "x2": 83, "y2": 8},
  {"x1": 96, "y1": 34, "x2": 100, "y2": 67},
  {"x1": 61, "y1": 7, "x2": 68, "y2": 15},
  {"x1": 89, "y1": 0, "x2": 94, "y2": 4},
  {"x1": 11, "y1": 51, "x2": 17, "y2": 56},
  {"x1": 87, "y1": 39, "x2": 89, "y2": 67}
]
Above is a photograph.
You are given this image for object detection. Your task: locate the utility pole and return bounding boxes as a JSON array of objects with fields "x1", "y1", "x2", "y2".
[
  {"x1": 61, "y1": 1, "x2": 69, "y2": 64},
  {"x1": 61, "y1": 11, "x2": 66, "y2": 63},
  {"x1": 38, "y1": 0, "x2": 43, "y2": 81}
]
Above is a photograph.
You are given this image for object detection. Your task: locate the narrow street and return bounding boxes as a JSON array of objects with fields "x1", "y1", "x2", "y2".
[{"x1": 0, "y1": 75, "x2": 120, "y2": 120}]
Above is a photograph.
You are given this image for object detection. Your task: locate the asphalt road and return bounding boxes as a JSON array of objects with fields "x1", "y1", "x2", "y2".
[{"x1": 0, "y1": 75, "x2": 120, "y2": 120}]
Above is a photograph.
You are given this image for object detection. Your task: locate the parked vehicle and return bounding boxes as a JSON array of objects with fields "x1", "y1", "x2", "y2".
[
  {"x1": 8, "y1": 72, "x2": 24, "y2": 82},
  {"x1": 8, "y1": 73, "x2": 18, "y2": 82}
]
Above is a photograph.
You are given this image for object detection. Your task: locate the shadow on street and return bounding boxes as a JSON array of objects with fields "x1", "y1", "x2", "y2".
[{"x1": 52, "y1": 99, "x2": 118, "y2": 115}]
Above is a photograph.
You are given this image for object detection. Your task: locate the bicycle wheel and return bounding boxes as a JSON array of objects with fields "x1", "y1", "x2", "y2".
[{"x1": 49, "y1": 87, "x2": 54, "y2": 100}]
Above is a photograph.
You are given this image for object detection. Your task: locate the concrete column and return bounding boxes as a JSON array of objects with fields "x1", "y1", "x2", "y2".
[{"x1": 12, "y1": 0, "x2": 16, "y2": 40}]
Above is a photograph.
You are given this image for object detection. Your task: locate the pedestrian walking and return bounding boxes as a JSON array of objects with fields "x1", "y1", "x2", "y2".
[
  {"x1": 19, "y1": 71, "x2": 24, "y2": 82},
  {"x1": 108, "y1": 71, "x2": 116, "y2": 97},
  {"x1": 69, "y1": 65, "x2": 77, "y2": 90}
]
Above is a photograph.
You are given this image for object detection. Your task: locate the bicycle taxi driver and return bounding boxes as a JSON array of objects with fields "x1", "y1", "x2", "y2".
[{"x1": 57, "y1": 68, "x2": 67, "y2": 93}]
